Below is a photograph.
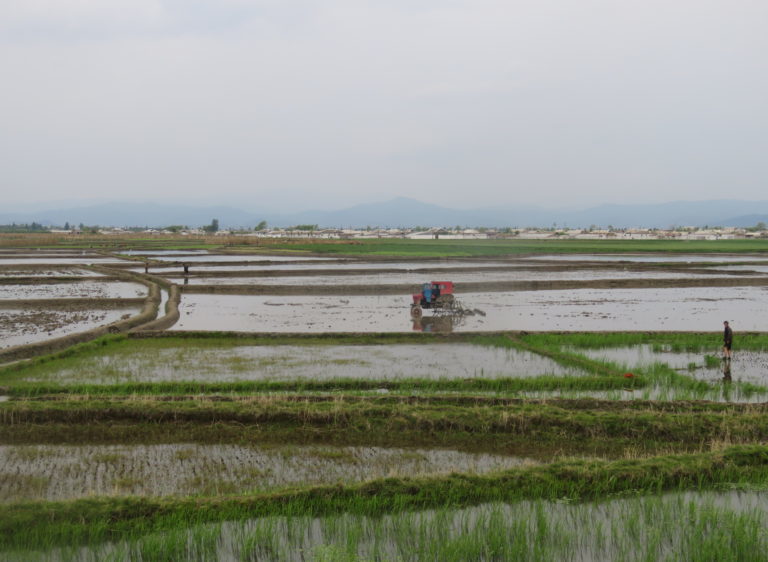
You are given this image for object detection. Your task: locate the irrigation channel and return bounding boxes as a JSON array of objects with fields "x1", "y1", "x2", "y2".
[{"x1": 2, "y1": 239, "x2": 768, "y2": 560}]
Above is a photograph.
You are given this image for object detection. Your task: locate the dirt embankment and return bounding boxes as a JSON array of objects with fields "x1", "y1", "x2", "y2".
[{"x1": 133, "y1": 284, "x2": 181, "y2": 332}]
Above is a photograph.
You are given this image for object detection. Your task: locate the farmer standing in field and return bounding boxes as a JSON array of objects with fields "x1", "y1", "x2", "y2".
[{"x1": 723, "y1": 321, "x2": 733, "y2": 361}]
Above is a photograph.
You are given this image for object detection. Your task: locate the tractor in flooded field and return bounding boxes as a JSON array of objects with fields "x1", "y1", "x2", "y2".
[{"x1": 410, "y1": 281, "x2": 457, "y2": 319}]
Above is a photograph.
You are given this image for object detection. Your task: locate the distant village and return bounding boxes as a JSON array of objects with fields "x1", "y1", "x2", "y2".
[{"x1": 44, "y1": 223, "x2": 768, "y2": 240}]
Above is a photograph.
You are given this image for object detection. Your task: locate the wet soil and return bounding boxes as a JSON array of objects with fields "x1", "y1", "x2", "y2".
[
  {"x1": 0, "y1": 268, "x2": 103, "y2": 277},
  {"x1": 0, "y1": 281, "x2": 147, "y2": 300},
  {"x1": 0, "y1": 307, "x2": 141, "y2": 349}
]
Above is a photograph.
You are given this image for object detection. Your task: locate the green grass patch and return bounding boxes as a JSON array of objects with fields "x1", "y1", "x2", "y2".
[
  {"x1": 255, "y1": 238, "x2": 768, "y2": 257},
  {"x1": 2, "y1": 374, "x2": 645, "y2": 398}
]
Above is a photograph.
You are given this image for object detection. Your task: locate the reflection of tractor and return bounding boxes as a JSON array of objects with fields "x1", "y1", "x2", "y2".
[
  {"x1": 412, "y1": 315, "x2": 460, "y2": 333},
  {"x1": 410, "y1": 281, "x2": 456, "y2": 319}
]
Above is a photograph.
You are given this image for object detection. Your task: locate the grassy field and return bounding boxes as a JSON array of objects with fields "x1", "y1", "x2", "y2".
[
  {"x1": 255, "y1": 237, "x2": 768, "y2": 257},
  {"x1": 4, "y1": 232, "x2": 768, "y2": 257}
]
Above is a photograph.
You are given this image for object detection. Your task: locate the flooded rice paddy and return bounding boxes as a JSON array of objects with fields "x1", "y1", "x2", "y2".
[
  {"x1": 0, "y1": 443, "x2": 533, "y2": 501},
  {"x1": 205, "y1": 490, "x2": 768, "y2": 561},
  {"x1": 0, "y1": 307, "x2": 141, "y2": 349},
  {"x1": 20, "y1": 343, "x2": 585, "y2": 384},
  {"x1": 0, "y1": 281, "x2": 147, "y2": 300},
  {"x1": 171, "y1": 286, "x2": 768, "y2": 333},
  {"x1": 178, "y1": 268, "x2": 735, "y2": 286},
  {"x1": 21, "y1": 490, "x2": 768, "y2": 562},
  {"x1": 0, "y1": 268, "x2": 103, "y2": 277},
  {"x1": 0, "y1": 257, "x2": 127, "y2": 266},
  {"x1": 575, "y1": 345, "x2": 768, "y2": 385},
  {"x1": 131, "y1": 260, "x2": 525, "y2": 274}
]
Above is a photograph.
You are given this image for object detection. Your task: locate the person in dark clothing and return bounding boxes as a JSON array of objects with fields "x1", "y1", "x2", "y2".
[{"x1": 723, "y1": 321, "x2": 733, "y2": 360}]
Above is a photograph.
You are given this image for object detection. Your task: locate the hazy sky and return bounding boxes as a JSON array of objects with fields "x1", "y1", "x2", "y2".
[{"x1": 1, "y1": 0, "x2": 766, "y2": 211}]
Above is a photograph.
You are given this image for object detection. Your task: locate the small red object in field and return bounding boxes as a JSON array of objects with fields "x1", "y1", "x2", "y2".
[{"x1": 624, "y1": 373, "x2": 635, "y2": 378}]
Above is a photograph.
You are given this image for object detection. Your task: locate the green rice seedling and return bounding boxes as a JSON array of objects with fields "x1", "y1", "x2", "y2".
[
  {"x1": 305, "y1": 448, "x2": 358, "y2": 463},
  {"x1": 92, "y1": 452, "x2": 124, "y2": 464},
  {"x1": 705, "y1": 354, "x2": 722, "y2": 369},
  {"x1": 174, "y1": 448, "x2": 197, "y2": 461},
  {"x1": 7, "y1": 446, "x2": 58, "y2": 462},
  {"x1": 0, "y1": 474, "x2": 48, "y2": 500},
  {"x1": 111, "y1": 477, "x2": 141, "y2": 491}
]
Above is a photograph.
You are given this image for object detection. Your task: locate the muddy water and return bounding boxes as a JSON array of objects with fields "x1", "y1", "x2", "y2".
[
  {"x1": 0, "y1": 444, "x2": 535, "y2": 501},
  {"x1": 0, "y1": 257, "x2": 128, "y2": 265},
  {"x1": 0, "y1": 281, "x2": 148, "y2": 300},
  {"x1": 525, "y1": 254, "x2": 768, "y2": 263},
  {"x1": 576, "y1": 345, "x2": 768, "y2": 385},
  {"x1": 0, "y1": 268, "x2": 103, "y2": 277},
  {"x1": 0, "y1": 307, "x2": 141, "y2": 349},
  {"x1": 716, "y1": 265, "x2": 768, "y2": 274},
  {"x1": 158, "y1": 286, "x2": 170, "y2": 316},
  {"x1": 27, "y1": 344, "x2": 585, "y2": 384},
  {"x1": 171, "y1": 286, "x2": 768, "y2": 333},
  {"x1": 181, "y1": 269, "x2": 735, "y2": 286}
]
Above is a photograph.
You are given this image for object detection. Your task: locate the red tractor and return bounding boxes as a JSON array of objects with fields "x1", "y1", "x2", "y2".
[{"x1": 410, "y1": 281, "x2": 456, "y2": 319}]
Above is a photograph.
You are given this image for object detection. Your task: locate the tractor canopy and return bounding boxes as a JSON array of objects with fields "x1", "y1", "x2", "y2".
[{"x1": 430, "y1": 282, "x2": 454, "y2": 294}]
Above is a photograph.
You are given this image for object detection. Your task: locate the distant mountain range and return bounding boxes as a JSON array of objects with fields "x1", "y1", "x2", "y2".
[{"x1": 2, "y1": 198, "x2": 768, "y2": 230}]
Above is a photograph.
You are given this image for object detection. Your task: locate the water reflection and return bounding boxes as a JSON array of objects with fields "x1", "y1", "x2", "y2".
[
  {"x1": 723, "y1": 359, "x2": 732, "y2": 382},
  {"x1": 412, "y1": 315, "x2": 463, "y2": 333}
]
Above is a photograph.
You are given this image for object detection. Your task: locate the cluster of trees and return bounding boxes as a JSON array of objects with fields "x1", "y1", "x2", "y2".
[
  {"x1": 0, "y1": 222, "x2": 49, "y2": 233},
  {"x1": 202, "y1": 219, "x2": 219, "y2": 233}
]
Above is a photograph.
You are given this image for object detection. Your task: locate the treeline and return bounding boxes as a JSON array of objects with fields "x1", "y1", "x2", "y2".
[{"x1": 0, "y1": 222, "x2": 49, "y2": 233}]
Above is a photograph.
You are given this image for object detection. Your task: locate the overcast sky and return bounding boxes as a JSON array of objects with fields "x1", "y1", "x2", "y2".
[{"x1": 1, "y1": 0, "x2": 766, "y2": 212}]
